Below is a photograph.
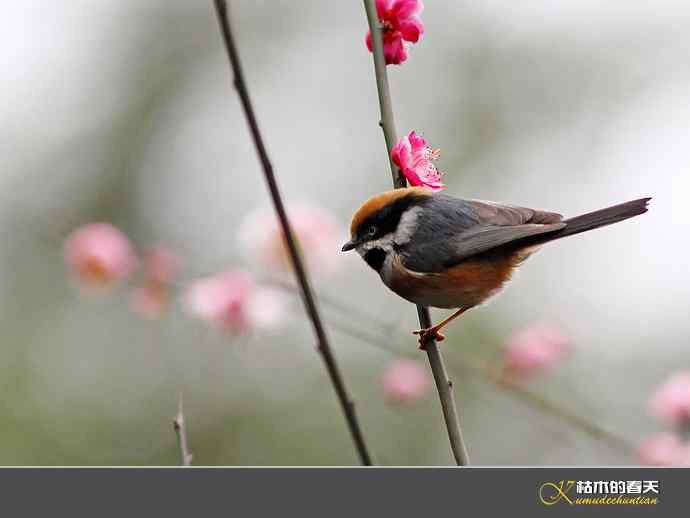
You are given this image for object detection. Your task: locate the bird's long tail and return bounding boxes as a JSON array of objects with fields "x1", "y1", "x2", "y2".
[{"x1": 535, "y1": 197, "x2": 651, "y2": 244}]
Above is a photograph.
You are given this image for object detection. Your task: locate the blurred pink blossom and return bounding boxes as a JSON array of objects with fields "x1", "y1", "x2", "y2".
[
  {"x1": 649, "y1": 371, "x2": 690, "y2": 427},
  {"x1": 243, "y1": 287, "x2": 289, "y2": 330},
  {"x1": 140, "y1": 246, "x2": 178, "y2": 284},
  {"x1": 502, "y1": 322, "x2": 570, "y2": 380},
  {"x1": 64, "y1": 223, "x2": 136, "y2": 288},
  {"x1": 365, "y1": 0, "x2": 424, "y2": 65},
  {"x1": 239, "y1": 204, "x2": 344, "y2": 277},
  {"x1": 638, "y1": 433, "x2": 690, "y2": 466},
  {"x1": 381, "y1": 359, "x2": 431, "y2": 405},
  {"x1": 391, "y1": 131, "x2": 445, "y2": 191},
  {"x1": 184, "y1": 270, "x2": 286, "y2": 332},
  {"x1": 130, "y1": 247, "x2": 179, "y2": 318},
  {"x1": 131, "y1": 283, "x2": 168, "y2": 318}
]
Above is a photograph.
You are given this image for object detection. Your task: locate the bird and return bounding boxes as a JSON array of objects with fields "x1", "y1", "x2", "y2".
[{"x1": 341, "y1": 187, "x2": 650, "y2": 348}]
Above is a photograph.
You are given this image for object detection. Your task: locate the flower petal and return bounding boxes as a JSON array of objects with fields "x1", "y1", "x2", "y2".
[
  {"x1": 407, "y1": 130, "x2": 427, "y2": 152},
  {"x1": 401, "y1": 166, "x2": 424, "y2": 187},
  {"x1": 649, "y1": 371, "x2": 690, "y2": 426},
  {"x1": 399, "y1": 16, "x2": 424, "y2": 43},
  {"x1": 639, "y1": 433, "x2": 690, "y2": 466},
  {"x1": 391, "y1": 135, "x2": 412, "y2": 169},
  {"x1": 381, "y1": 359, "x2": 430, "y2": 404},
  {"x1": 502, "y1": 322, "x2": 570, "y2": 379},
  {"x1": 383, "y1": 33, "x2": 408, "y2": 65},
  {"x1": 390, "y1": 0, "x2": 423, "y2": 19},
  {"x1": 131, "y1": 283, "x2": 168, "y2": 318},
  {"x1": 244, "y1": 288, "x2": 288, "y2": 330},
  {"x1": 375, "y1": 0, "x2": 391, "y2": 19},
  {"x1": 64, "y1": 223, "x2": 137, "y2": 287}
]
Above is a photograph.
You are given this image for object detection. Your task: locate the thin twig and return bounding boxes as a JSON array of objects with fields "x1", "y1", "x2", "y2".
[
  {"x1": 180, "y1": 262, "x2": 635, "y2": 456},
  {"x1": 173, "y1": 392, "x2": 193, "y2": 466},
  {"x1": 363, "y1": 0, "x2": 470, "y2": 465},
  {"x1": 489, "y1": 374, "x2": 637, "y2": 454},
  {"x1": 316, "y1": 290, "x2": 636, "y2": 455},
  {"x1": 212, "y1": 0, "x2": 373, "y2": 466}
]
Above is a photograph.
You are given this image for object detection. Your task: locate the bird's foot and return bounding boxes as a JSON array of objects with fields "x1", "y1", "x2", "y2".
[{"x1": 413, "y1": 327, "x2": 445, "y2": 350}]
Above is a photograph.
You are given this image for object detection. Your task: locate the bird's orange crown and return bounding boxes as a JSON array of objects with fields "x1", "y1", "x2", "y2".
[{"x1": 349, "y1": 187, "x2": 432, "y2": 237}]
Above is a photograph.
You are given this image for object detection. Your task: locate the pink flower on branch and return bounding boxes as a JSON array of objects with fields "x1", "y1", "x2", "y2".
[
  {"x1": 131, "y1": 246, "x2": 179, "y2": 318},
  {"x1": 639, "y1": 433, "x2": 690, "y2": 466},
  {"x1": 184, "y1": 270, "x2": 286, "y2": 333},
  {"x1": 64, "y1": 223, "x2": 136, "y2": 288},
  {"x1": 366, "y1": 0, "x2": 425, "y2": 65},
  {"x1": 649, "y1": 371, "x2": 690, "y2": 427},
  {"x1": 381, "y1": 359, "x2": 431, "y2": 405},
  {"x1": 501, "y1": 322, "x2": 570, "y2": 380},
  {"x1": 391, "y1": 131, "x2": 445, "y2": 191}
]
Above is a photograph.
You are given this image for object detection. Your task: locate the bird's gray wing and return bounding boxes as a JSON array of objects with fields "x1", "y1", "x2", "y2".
[
  {"x1": 468, "y1": 199, "x2": 564, "y2": 226},
  {"x1": 399, "y1": 195, "x2": 565, "y2": 272}
]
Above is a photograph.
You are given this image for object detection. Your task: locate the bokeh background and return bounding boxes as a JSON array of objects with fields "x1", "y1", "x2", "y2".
[{"x1": 1, "y1": 0, "x2": 688, "y2": 465}]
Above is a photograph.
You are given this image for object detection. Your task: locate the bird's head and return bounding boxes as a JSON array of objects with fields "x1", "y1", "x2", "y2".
[{"x1": 342, "y1": 187, "x2": 432, "y2": 271}]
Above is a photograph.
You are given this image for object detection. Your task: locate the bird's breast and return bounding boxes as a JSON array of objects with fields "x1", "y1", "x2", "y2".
[{"x1": 385, "y1": 250, "x2": 533, "y2": 309}]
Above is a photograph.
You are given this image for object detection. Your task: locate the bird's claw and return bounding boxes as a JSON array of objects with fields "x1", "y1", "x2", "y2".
[{"x1": 413, "y1": 327, "x2": 445, "y2": 350}]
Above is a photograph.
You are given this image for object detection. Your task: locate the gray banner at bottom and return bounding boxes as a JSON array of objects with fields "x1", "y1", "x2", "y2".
[{"x1": 0, "y1": 467, "x2": 684, "y2": 516}]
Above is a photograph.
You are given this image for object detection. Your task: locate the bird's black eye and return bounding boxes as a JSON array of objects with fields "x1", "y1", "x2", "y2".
[{"x1": 367, "y1": 226, "x2": 377, "y2": 236}]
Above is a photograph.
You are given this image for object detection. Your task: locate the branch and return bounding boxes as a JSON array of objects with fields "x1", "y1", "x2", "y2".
[
  {"x1": 489, "y1": 374, "x2": 637, "y2": 454},
  {"x1": 173, "y1": 392, "x2": 193, "y2": 466},
  {"x1": 212, "y1": 0, "x2": 373, "y2": 466},
  {"x1": 315, "y1": 290, "x2": 636, "y2": 455},
  {"x1": 362, "y1": 0, "x2": 470, "y2": 465},
  {"x1": 229, "y1": 270, "x2": 636, "y2": 454}
]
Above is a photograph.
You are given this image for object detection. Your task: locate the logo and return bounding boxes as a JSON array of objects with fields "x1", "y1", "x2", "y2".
[
  {"x1": 539, "y1": 480, "x2": 659, "y2": 506},
  {"x1": 539, "y1": 480, "x2": 575, "y2": 506}
]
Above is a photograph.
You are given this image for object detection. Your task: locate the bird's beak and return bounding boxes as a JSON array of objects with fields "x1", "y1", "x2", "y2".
[{"x1": 341, "y1": 239, "x2": 358, "y2": 252}]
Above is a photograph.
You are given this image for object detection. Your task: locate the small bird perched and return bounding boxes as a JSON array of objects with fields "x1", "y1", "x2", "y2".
[{"x1": 342, "y1": 187, "x2": 650, "y2": 348}]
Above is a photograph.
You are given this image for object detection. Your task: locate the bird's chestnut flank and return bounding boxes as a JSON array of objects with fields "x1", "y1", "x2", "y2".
[{"x1": 342, "y1": 187, "x2": 650, "y2": 348}]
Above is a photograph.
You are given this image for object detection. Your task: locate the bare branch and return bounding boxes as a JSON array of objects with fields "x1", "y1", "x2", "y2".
[
  {"x1": 362, "y1": 0, "x2": 470, "y2": 465},
  {"x1": 173, "y1": 392, "x2": 193, "y2": 466},
  {"x1": 315, "y1": 289, "x2": 636, "y2": 455},
  {"x1": 211, "y1": 0, "x2": 373, "y2": 466},
  {"x1": 264, "y1": 252, "x2": 636, "y2": 457}
]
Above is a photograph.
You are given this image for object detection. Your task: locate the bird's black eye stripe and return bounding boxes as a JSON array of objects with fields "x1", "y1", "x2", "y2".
[{"x1": 358, "y1": 193, "x2": 426, "y2": 240}]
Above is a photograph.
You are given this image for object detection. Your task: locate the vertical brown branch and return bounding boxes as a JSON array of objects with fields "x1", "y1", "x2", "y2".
[
  {"x1": 362, "y1": 0, "x2": 470, "y2": 465},
  {"x1": 173, "y1": 392, "x2": 193, "y2": 466},
  {"x1": 212, "y1": 0, "x2": 373, "y2": 466}
]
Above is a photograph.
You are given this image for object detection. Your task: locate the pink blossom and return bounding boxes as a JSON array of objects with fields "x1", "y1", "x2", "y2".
[
  {"x1": 391, "y1": 131, "x2": 445, "y2": 191},
  {"x1": 502, "y1": 322, "x2": 570, "y2": 380},
  {"x1": 365, "y1": 0, "x2": 424, "y2": 65},
  {"x1": 64, "y1": 223, "x2": 136, "y2": 288},
  {"x1": 639, "y1": 433, "x2": 690, "y2": 466},
  {"x1": 381, "y1": 359, "x2": 431, "y2": 404},
  {"x1": 131, "y1": 282, "x2": 169, "y2": 318},
  {"x1": 140, "y1": 246, "x2": 178, "y2": 284},
  {"x1": 130, "y1": 247, "x2": 179, "y2": 318},
  {"x1": 238, "y1": 204, "x2": 344, "y2": 277},
  {"x1": 649, "y1": 371, "x2": 690, "y2": 427},
  {"x1": 243, "y1": 287, "x2": 289, "y2": 331},
  {"x1": 184, "y1": 270, "x2": 286, "y2": 332}
]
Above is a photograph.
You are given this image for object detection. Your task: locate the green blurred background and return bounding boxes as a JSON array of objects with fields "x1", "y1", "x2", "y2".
[{"x1": 1, "y1": 0, "x2": 688, "y2": 465}]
